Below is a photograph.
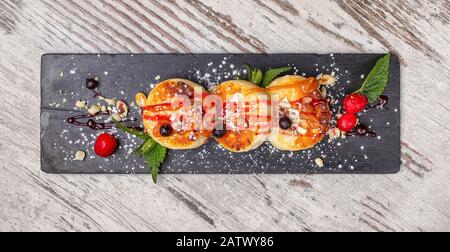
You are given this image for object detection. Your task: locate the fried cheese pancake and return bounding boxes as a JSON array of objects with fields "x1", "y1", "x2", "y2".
[
  {"x1": 136, "y1": 79, "x2": 211, "y2": 149},
  {"x1": 211, "y1": 80, "x2": 270, "y2": 152},
  {"x1": 267, "y1": 75, "x2": 331, "y2": 151}
]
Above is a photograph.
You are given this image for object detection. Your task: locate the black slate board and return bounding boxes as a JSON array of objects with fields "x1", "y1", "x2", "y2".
[{"x1": 40, "y1": 53, "x2": 400, "y2": 174}]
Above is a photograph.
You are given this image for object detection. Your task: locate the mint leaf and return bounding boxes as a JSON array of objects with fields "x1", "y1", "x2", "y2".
[
  {"x1": 112, "y1": 118, "x2": 149, "y2": 140},
  {"x1": 112, "y1": 118, "x2": 167, "y2": 183},
  {"x1": 137, "y1": 138, "x2": 156, "y2": 156},
  {"x1": 245, "y1": 64, "x2": 254, "y2": 81},
  {"x1": 146, "y1": 144, "x2": 167, "y2": 183},
  {"x1": 261, "y1": 67, "x2": 292, "y2": 87},
  {"x1": 251, "y1": 69, "x2": 263, "y2": 85},
  {"x1": 354, "y1": 53, "x2": 391, "y2": 103},
  {"x1": 244, "y1": 64, "x2": 291, "y2": 87},
  {"x1": 245, "y1": 64, "x2": 263, "y2": 85}
]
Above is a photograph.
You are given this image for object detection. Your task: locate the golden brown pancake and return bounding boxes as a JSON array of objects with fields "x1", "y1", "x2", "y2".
[
  {"x1": 211, "y1": 80, "x2": 270, "y2": 152},
  {"x1": 135, "y1": 79, "x2": 211, "y2": 149},
  {"x1": 267, "y1": 75, "x2": 331, "y2": 151}
]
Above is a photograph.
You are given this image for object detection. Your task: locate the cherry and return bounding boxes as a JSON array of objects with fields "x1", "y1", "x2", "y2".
[
  {"x1": 94, "y1": 133, "x2": 118, "y2": 157},
  {"x1": 343, "y1": 93, "x2": 368, "y2": 113},
  {"x1": 337, "y1": 113, "x2": 357, "y2": 132}
]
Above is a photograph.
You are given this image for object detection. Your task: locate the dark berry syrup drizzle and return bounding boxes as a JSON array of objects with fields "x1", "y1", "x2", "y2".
[
  {"x1": 67, "y1": 112, "x2": 113, "y2": 130},
  {"x1": 67, "y1": 113, "x2": 139, "y2": 130},
  {"x1": 368, "y1": 95, "x2": 388, "y2": 110},
  {"x1": 347, "y1": 124, "x2": 377, "y2": 137},
  {"x1": 347, "y1": 95, "x2": 389, "y2": 137}
]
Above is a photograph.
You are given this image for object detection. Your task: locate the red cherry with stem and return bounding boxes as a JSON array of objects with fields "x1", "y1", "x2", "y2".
[
  {"x1": 94, "y1": 133, "x2": 118, "y2": 157},
  {"x1": 337, "y1": 113, "x2": 357, "y2": 132},
  {"x1": 343, "y1": 93, "x2": 368, "y2": 113}
]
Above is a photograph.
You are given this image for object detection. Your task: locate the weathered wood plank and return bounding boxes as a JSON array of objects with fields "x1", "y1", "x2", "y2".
[{"x1": 0, "y1": 0, "x2": 449, "y2": 232}]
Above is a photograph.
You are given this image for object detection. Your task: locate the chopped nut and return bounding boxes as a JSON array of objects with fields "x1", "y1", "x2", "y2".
[
  {"x1": 279, "y1": 97, "x2": 291, "y2": 109},
  {"x1": 88, "y1": 104, "x2": 101, "y2": 115},
  {"x1": 73, "y1": 151, "x2": 86, "y2": 161},
  {"x1": 75, "y1": 100, "x2": 87, "y2": 109},
  {"x1": 111, "y1": 113, "x2": 122, "y2": 122},
  {"x1": 327, "y1": 127, "x2": 341, "y2": 139},
  {"x1": 104, "y1": 98, "x2": 116, "y2": 106},
  {"x1": 315, "y1": 157, "x2": 324, "y2": 168},
  {"x1": 302, "y1": 97, "x2": 312, "y2": 104},
  {"x1": 288, "y1": 109, "x2": 300, "y2": 124},
  {"x1": 319, "y1": 74, "x2": 336, "y2": 85},
  {"x1": 295, "y1": 126, "x2": 308, "y2": 135},
  {"x1": 320, "y1": 86, "x2": 327, "y2": 97},
  {"x1": 116, "y1": 100, "x2": 128, "y2": 118}
]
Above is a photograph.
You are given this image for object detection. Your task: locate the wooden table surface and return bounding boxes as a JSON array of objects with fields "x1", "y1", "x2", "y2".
[{"x1": 1, "y1": 0, "x2": 449, "y2": 232}]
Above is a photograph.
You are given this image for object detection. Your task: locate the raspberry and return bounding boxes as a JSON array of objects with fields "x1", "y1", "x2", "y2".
[
  {"x1": 343, "y1": 93, "x2": 368, "y2": 113},
  {"x1": 337, "y1": 113, "x2": 357, "y2": 132}
]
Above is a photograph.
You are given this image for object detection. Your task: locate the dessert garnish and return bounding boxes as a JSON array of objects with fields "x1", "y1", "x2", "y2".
[
  {"x1": 368, "y1": 95, "x2": 389, "y2": 110},
  {"x1": 244, "y1": 65, "x2": 292, "y2": 87},
  {"x1": 353, "y1": 53, "x2": 391, "y2": 103},
  {"x1": 347, "y1": 124, "x2": 377, "y2": 137},
  {"x1": 67, "y1": 112, "x2": 113, "y2": 130},
  {"x1": 73, "y1": 151, "x2": 86, "y2": 161},
  {"x1": 85, "y1": 77, "x2": 102, "y2": 97},
  {"x1": 212, "y1": 128, "x2": 226, "y2": 138},
  {"x1": 314, "y1": 157, "x2": 324, "y2": 168},
  {"x1": 85, "y1": 78, "x2": 99, "y2": 90},
  {"x1": 113, "y1": 118, "x2": 167, "y2": 183},
  {"x1": 159, "y1": 124, "x2": 173, "y2": 137},
  {"x1": 94, "y1": 133, "x2": 118, "y2": 157},
  {"x1": 88, "y1": 104, "x2": 102, "y2": 115},
  {"x1": 338, "y1": 53, "x2": 391, "y2": 133},
  {"x1": 75, "y1": 100, "x2": 88, "y2": 109},
  {"x1": 116, "y1": 100, "x2": 128, "y2": 118},
  {"x1": 343, "y1": 93, "x2": 368, "y2": 113},
  {"x1": 279, "y1": 116, "x2": 292, "y2": 130},
  {"x1": 337, "y1": 113, "x2": 357, "y2": 132}
]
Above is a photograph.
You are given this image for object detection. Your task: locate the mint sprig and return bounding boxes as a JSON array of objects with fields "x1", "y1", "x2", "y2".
[
  {"x1": 354, "y1": 53, "x2": 391, "y2": 103},
  {"x1": 146, "y1": 144, "x2": 166, "y2": 183},
  {"x1": 112, "y1": 118, "x2": 166, "y2": 183},
  {"x1": 113, "y1": 118, "x2": 149, "y2": 140},
  {"x1": 261, "y1": 67, "x2": 292, "y2": 87},
  {"x1": 244, "y1": 65, "x2": 291, "y2": 87},
  {"x1": 245, "y1": 64, "x2": 263, "y2": 85}
]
